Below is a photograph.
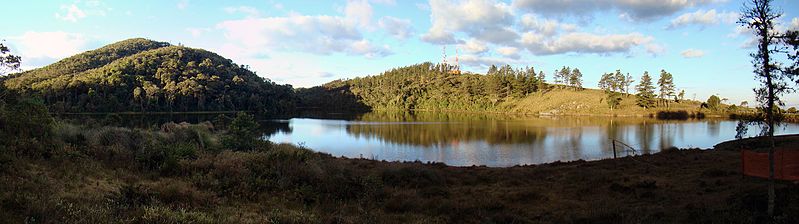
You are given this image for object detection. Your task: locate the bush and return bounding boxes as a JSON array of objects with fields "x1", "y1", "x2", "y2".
[
  {"x1": 0, "y1": 96, "x2": 53, "y2": 142},
  {"x1": 136, "y1": 143, "x2": 197, "y2": 174},
  {"x1": 222, "y1": 112, "x2": 260, "y2": 151}
]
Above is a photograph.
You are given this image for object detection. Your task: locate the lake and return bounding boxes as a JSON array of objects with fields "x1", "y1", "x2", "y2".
[{"x1": 264, "y1": 111, "x2": 799, "y2": 167}]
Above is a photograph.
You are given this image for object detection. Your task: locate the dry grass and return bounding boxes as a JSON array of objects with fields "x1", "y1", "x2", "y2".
[
  {"x1": 503, "y1": 88, "x2": 708, "y2": 116},
  {"x1": 1, "y1": 124, "x2": 797, "y2": 223}
]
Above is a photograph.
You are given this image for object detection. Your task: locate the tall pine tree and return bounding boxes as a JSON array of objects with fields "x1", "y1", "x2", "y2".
[{"x1": 636, "y1": 71, "x2": 656, "y2": 108}]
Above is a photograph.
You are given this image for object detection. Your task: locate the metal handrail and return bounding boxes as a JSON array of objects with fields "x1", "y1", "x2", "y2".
[{"x1": 611, "y1": 139, "x2": 638, "y2": 159}]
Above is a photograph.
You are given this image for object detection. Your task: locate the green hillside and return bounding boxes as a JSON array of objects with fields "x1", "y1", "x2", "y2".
[
  {"x1": 2, "y1": 38, "x2": 295, "y2": 114},
  {"x1": 300, "y1": 63, "x2": 715, "y2": 116}
]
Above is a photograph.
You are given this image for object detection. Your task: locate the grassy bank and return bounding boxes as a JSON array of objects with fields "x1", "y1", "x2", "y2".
[
  {"x1": 1, "y1": 119, "x2": 797, "y2": 223},
  {"x1": 502, "y1": 88, "x2": 718, "y2": 117}
]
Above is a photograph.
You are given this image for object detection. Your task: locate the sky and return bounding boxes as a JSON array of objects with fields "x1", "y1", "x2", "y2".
[{"x1": 2, "y1": 0, "x2": 799, "y2": 106}]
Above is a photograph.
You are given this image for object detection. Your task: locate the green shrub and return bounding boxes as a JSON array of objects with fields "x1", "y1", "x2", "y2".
[
  {"x1": 161, "y1": 122, "x2": 217, "y2": 150},
  {"x1": 136, "y1": 143, "x2": 197, "y2": 174},
  {"x1": 0, "y1": 96, "x2": 53, "y2": 142},
  {"x1": 222, "y1": 112, "x2": 260, "y2": 151}
]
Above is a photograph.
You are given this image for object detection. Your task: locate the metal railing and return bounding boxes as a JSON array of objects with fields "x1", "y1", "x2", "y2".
[{"x1": 611, "y1": 139, "x2": 638, "y2": 159}]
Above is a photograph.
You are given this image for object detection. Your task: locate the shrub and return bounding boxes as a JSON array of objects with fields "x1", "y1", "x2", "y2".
[
  {"x1": 0, "y1": 96, "x2": 53, "y2": 142},
  {"x1": 136, "y1": 143, "x2": 197, "y2": 174},
  {"x1": 222, "y1": 112, "x2": 260, "y2": 151},
  {"x1": 53, "y1": 122, "x2": 87, "y2": 146},
  {"x1": 160, "y1": 122, "x2": 217, "y2": 150}
]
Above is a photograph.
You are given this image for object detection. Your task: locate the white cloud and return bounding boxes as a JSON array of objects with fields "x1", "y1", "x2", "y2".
[
  {"x1": 422, "y1": 0, "x2": 515, "y2": 44},
  {"x1": 680, "y1": 49, "x2": 705, "y2": 58},
  {"x1": 791, "y1": 17, "x2": 799, "y2": 30},
  {"x1": 520, "y1": 14, "x2": 576, "y2": 36},
  {"x1": 668, "y1": 9, "x2": 738, "y2": 29},
  {"x1": 378, "y1": 16, "x2": 414, "y2": 40},
  {"x1": 459, "y1": 39, "x2": 488, "y2": 54},
  {"x1": 216, "y1": 13, "x2": 391, "y2": 58},
  {"x1": 55, "y1": 4, "x2": 86, "y2": 22},
  {"x1": 345, "y1": 0, "x2": 373, "y2": 28},
  {"x1": 497, "y1": 47, "x2": 521, "y2": 59},
  {"x1": 350, "y1": 40, "x2": 392, "y2": 58},
  {"x1": 177, "y1": 0, "x2": 189, "y2": 10},
  {"x1": 645, "y1": 43, "x2": 666, "y2": 56},
  {"x1": 459, "y1": 54, "x2": 519, "y2": 68},
  {"x1": 522, "y1": 32, "x2": 653, "y2": 55},
  {"x1": 512, "y1": 0, "x2": 717, "y2": 21},
  {"x1": 224, "y1": 6, "x2": 261, "y2": 18},
  {"x1": 8, "y1": 31, "x2": 90, "y2": 68},
  {"x1": 371, "y1": 0, "x2": 396, "y2": 5}
]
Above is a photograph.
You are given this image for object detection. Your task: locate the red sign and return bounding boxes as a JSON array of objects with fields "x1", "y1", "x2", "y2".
[{"x1": 741, "y1": 149, "x2": 799, "y2": 181}]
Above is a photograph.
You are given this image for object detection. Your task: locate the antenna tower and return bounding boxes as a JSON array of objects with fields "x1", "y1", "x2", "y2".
[
  {"x1": 455, "y1": 46, "x2": 460, "y2": 71},
  {"x1": 442, "y1": 45, "x2": 448, "y2": 66}
]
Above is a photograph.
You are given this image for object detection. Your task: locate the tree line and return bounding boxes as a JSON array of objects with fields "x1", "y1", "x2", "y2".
[{"x1": 597, "y1": 69, "x2": 684, "y2": 110}]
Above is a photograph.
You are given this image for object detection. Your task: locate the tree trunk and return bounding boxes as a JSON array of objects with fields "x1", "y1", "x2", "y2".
[{"x1": 763, "y1": 18, "x2": 775, "y2": 217}]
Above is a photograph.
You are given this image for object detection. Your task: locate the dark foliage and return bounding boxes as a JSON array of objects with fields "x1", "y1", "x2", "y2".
[
  {"x1": 2, "y1": 38, "x2": 296, "y2": 114},
  {"x1": 300, "y1": 62, "x2": 543, "y2": 111}
]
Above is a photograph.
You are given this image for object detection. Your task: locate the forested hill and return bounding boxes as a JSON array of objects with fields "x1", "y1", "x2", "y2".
[
  {"x1": 297, "y1": 62, "x2": 545, "y2": 112},
  {"x1": 297, "y1": 62, "x2": 707, "y2": 115},
  {"x1": 2, "y1": 38, "x2": 295, "y2": 114}
]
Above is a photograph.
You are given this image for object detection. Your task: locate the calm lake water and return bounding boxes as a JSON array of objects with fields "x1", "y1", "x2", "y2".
[{"x1": 264, "y1": 111, "x2": 799, "y2": 167}]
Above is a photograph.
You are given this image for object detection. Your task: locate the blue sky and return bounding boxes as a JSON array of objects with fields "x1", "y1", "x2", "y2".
[{"x1": 2, "y1": 0, "x2": 799, "y2": 106}]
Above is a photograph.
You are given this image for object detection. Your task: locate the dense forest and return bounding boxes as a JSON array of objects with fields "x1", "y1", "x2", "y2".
[
  {"x1": 297, "y1": 62, "x2": 551, "y2": 112},
  {"x1": 1, "y1": 38, "x2": 295, "y2": 114}
]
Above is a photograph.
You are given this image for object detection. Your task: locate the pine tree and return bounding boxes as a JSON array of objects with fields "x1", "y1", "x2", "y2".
[
  {"x1": 624, "y1": 73, "x2": 634, "y2": 96},
  {"x1": 536, "y1": 71, "x2": 547, "y2": 91},
  {"x1": 612, "y1": 70, "x2": 624, "y2": 92},
  {"x1": 569, "y1": 68, "x2": 583, "y2": 89},
  {"x1": 636, "y1": 71, "x2": 656, "y2": 108},
  {"x1": 487, "y1": 64, "x2": 498, "y2": 75},
  {"x1": 657, "y1": 69, "x2": 675, "y2": 105},
  {"x1": 598, "y1": 73, "x2": 611, "y2": 91}
]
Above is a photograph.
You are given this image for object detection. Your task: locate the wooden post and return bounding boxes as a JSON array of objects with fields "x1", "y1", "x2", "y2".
[{"x1": 612, "y1": 140, "x2": 617, "y2": 159}]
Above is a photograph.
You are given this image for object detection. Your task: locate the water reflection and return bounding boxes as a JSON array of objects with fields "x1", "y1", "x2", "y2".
[{"x1": 265, "y1": 111, "x2": 799, "y2": 167}]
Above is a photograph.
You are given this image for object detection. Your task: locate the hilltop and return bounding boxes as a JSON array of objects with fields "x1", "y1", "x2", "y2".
[{"x1": 2, "y1": 38, "x2": 295, "y2": 114}]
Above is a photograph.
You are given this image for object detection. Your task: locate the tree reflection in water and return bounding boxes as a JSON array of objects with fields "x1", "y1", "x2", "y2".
[{"x1": 264, "y1": 111, "x2": 799, "y2": 166}]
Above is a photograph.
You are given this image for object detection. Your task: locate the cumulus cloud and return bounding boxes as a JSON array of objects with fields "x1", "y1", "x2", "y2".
[
  {"x1": 520, "y1": 14, "x2": 576, "y2": 36},
  {"x1": 8, "y1": 31, "x2": 90, "y2": 68},
  {"x1": 791, "y1": 17, "x2": 799, "y2": 30},
  {"x1": 459, "y1": 39, "x2": 488, "y2": 54},
  {"x1": 216, "y1": 0, "x2": 390, "y2": 59},
  {"x1": 680, "y1": 49, "x2": 705, "y2": 58},
  {"x1": 459, "y1": 54, "x2": 519, "y2": 68},
  {"x1": 345, "y1": 0, "x2": 373, "y2": 28},
  {"x1": 667, "y1": 9, "x2": 738, "y2": 29},
  {"x1": 512, "y1": 0, "x2": 717, "y2": 21},
  {"x1": 422, "y1": 0, "x2": 515, "y2": 44},
  {"x1": 378, "y1": 16, "x2": 414, "y2": 40},
  {"x1": 522, "y1": 32, "x2": 653, "y2": 55},
  {"x1": 55, "y1": 4, "x2": 86, "y2": 22},
  {"x1": 224, "y1": 6, "x2": 261, "y2": 18},
  {"x1": 350, "y1": 40, "x2": 392, "y2": 58},
  {"x1": 497, "y1": 47, "x2": 521, "y2": 59}
]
